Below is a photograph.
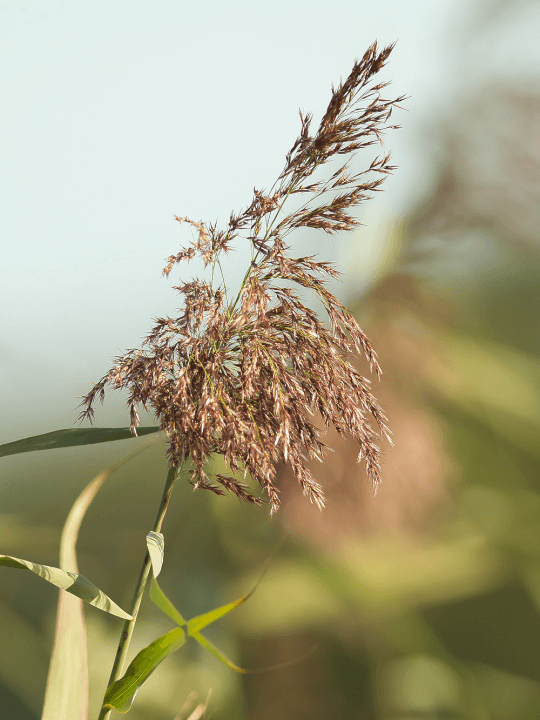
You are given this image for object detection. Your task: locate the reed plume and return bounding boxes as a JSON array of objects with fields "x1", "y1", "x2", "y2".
[{"x1": 78, "y1": 41, "x2": 407, "y2": 514}]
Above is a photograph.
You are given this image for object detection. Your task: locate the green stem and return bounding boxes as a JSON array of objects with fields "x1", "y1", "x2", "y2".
[{"x1": 97, "y1": 463, "x2": 179, "y2": 720}]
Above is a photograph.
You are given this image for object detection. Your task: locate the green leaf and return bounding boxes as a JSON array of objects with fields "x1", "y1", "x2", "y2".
[
  {"x1": 148, "y1": 576, "x2": 298, "y2": 675},
  {"x1": 149, "y1": 576, "x2": 187, "y2": 628},
  {"x1": 102, "y1": 627, "x2": 187, "y2": 714},
  {"x1": 0, "y1": 426, "x2": 160, "y2": 458},
  {"x1": 147, "y1": 533, "x2": 188, "y2": 626},
  {"x1": 190, "y1": 631, "x2": 246, "y2": 673},
  {"x1": 186, "y1": 586, "x2": 256, "y2": 635},
  {"x1": 148, "y1": 570, "x2": 262, "y2": 673},
  {"x1": 115, "y1": 581, "x2": 249, "y2": 708},
  {"x1": 41, "y1": 440, "x2": 155, "y2": 720},
  {"x1": 148, "y1": 569, "x2": 256, "y2": 636},
  {"x1": 147, "y1": 531, "x2": 188, "y2": 625},
  {"x1": 40, "y1": 581, "x2": 89, "y2": 720},
  {"x1": 111, "y1": 566, "x2": 265, "y2": 709},
  {"x1": 0, "y1": 554, "x2": 132, "y2": 619},
  {"x1": 146, "y1": 532, "x2": 164, "y2": 578}
]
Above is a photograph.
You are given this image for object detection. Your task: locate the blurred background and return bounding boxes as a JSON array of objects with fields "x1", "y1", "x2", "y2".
[{"x1": 2, "y1": 0, "x2": 540, "y2": 718}]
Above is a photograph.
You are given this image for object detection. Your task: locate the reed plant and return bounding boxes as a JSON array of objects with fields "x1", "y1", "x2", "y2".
[{"x1": 0, "y1": 40, "x2": 406, "y2": 718}]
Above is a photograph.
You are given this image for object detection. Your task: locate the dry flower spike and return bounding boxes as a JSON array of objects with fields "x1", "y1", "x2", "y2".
[{"x1": 78, "y1": 41, "x2": 407, "y2": 513}]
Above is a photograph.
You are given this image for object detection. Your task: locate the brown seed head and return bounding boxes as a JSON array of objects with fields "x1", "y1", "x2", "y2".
[{"x1": 78, "y1": 41, "x2": 407, "y2": 513}]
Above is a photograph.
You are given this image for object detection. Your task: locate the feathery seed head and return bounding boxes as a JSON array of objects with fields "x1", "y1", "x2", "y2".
[{"x1": 78, "y1": 41, "x2": 407, "y2": 513}]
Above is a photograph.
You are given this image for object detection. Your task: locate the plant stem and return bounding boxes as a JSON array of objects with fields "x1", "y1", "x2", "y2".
[
  {"x1": 97, "y1": 463, "x2": 179, "y2": 720},
  {"x1": 227, "y1": 174, "x2": 303, "y2": 319}
]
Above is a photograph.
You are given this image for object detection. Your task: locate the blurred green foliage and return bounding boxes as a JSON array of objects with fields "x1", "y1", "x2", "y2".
[
  {"x1": 3, "y1": 239, "x2": 540, "y2": 718},
  {"x1": 2, "y1": 75, "x2": 540, "y2": 720}
]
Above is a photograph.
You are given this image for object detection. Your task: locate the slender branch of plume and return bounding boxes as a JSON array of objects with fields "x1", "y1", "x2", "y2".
[{"x1": 78, "y1": 41, "x2": 407, "y2": 514}]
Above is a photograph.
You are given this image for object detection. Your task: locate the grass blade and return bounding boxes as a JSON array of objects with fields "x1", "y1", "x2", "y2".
[
  {"x1": 41, "y1": 440, "x2": 157, "y2": 719},
  {"x1": 0, "y1": 554, "x2": 132, "y2": 619},
  {"x1": 102, "y1": 627, "x2": 187, "y2": 713},
  {"x1": 190, "y1": 631, "x2": 245, "y2": 673},
  {"x1": 146, "y1": 532, "x2": 164, "y2": 578},
  {"x1": 0, "y1": 427, "x2": 160, "y2": 458},
  {"x1": 186, "y1": 586, "x2": 256, "y2": 635},
  {"x1": 149, "y1": 575, "x2": 188, "y2": 627},
  {"x1": 146, "y1": 532, "x2": 188, "y2": 626}
]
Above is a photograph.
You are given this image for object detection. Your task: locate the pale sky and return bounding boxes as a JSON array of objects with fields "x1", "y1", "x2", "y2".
[{"x1": 1, "y1": 0, "x2": 539, "y2": 440}]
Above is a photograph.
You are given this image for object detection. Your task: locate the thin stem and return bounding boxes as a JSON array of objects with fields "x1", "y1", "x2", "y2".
[
  {"x1": 97, "y1": 463, "x2": 180, "y2": 720},
  {"x1": 227, "y1": 175, "x2": 303, "y2": 318}
]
